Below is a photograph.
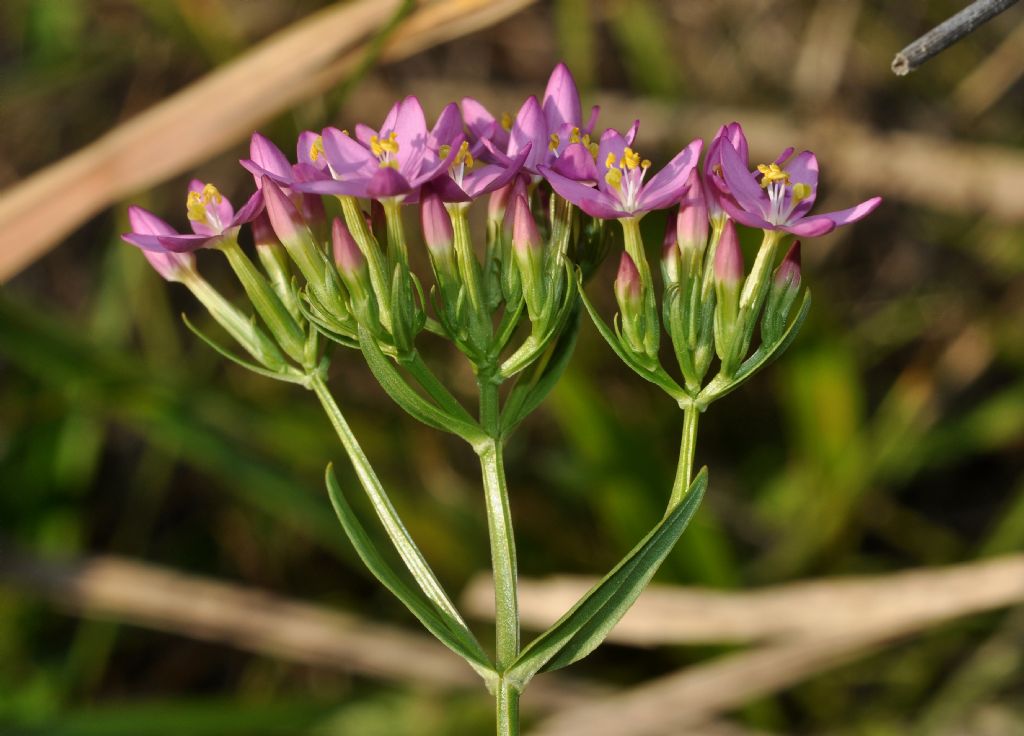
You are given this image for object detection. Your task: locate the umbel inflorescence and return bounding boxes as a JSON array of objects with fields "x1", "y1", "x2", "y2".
[{"x1": 122, "y1": 64, "x2": 880, "y2": 735}]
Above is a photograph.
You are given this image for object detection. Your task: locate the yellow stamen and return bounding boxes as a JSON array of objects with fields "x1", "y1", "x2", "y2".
[
  {"x1": 453, "y1": 140, "x2": 474, "y2": 169},
  {"x1": 604, "y1": 167, "x2": 623, "y2": 190},
  {"x1": 587, "y1": 141, "x2": 599, "y2": 159},
  {"x1": 501, "y1": 112, "x2": 513, "y2": 131},
  {"x1": 756, "y1": 162, "x2": 789, "y2": 188},
  {"x1": 641, "y1": 159, "x2": 652, "y2": 170},
  {"x1": 621, "y1": 147, "x2": 641, "y2": 170},
  {"x1": 186, "y1": 191, "x2": 205, "y2": 222},
  {"x1": 792, "y1": 182, "x2": 812, "y2": 202},
  {"x1": 309, "y1": 135, "x2": 325, "y2": 162},
  {"x1": 605, "y1": 152, "x2": 617, "y2": 169},
  {"x1": 439, "y1": 144, "x2": 451, "y2": 159},
  {"x1": 569, "y1": 127, "x2": 581, "y2": 144},
  {"x1": 370, "y1": 131, "x2": 400, "y2": 158},
  {"x1": 549, "y1": 133, "x2": 560, "y2": 152}
]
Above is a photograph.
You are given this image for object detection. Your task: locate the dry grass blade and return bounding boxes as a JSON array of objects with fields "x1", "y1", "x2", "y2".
[
  {"x1": 464, "y1": 554, "x2": 1024, "y2": 645},
  {"x1": 0, "y1": 0, "x2": 537, "y2": 282},
  {"x1": 0, "y1": 546, "x2": 602, "y2": 711}
]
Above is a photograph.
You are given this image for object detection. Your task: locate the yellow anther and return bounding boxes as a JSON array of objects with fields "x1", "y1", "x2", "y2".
[
  {"x1": 202, "y1": 183, "x2": 222, "y2": 204},
  {"x1": 569, "y1": 127, "x2": 581, "y2": 144},
  {"x1": 370, "y1": 131, "x2": 400, "y2": 158},
  {"x1": 454, "y1": 140, "x2": 474, "y2": 168},
  {"x1": 501, "y1": 112, "x2": 513, "y2": 131},
  {"x1": 186, "y1": 191, "x2": 205, "y2": 221},
  {"x1": 581, "y1": 133, "x2": 592, "y2": 147},
  {"x1": 309, "y1": 135, "x2": 325, "y2": 162},
  {"x1": 439, "y1": 144, "x2": 451, "y2": 159},
  {"x1": 792, "y1": 182, "x2": 812, "y2": 202},
  {"x1": 549, "y1": 133, "x2": 560, "y2": 151},
  {"x1": 604, "y1": 167, "x2": 623, "y2": 190},
  {"x1": 605, "y1": 152, "x2": 617, "y2": 169},
  {"x1": 756, "y1": 162, "x2": 790, "y2": 188},
  {"x1": 621, "y1": 147, "x2": 641, "y2": 170},
  {"x1": 588, "y1": 141, "x2": 599, "y2": 159},
  {"x1": 641, "y1": 159, "x2": 652, "y2": 170}
]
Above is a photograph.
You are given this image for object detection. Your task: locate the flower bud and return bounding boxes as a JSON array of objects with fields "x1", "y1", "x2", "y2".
[
  {"x1": 713, "y1": 220, "x2": 744, "y2": 286},
  {"x1": 421, "y1": 189, "x2": 454, "y2": 257},
  {"x1": 762, "y1": 240, "x2": 802, "y2": 344},
  {"x1": 511, "y1": 194, "x2": 546, "y2": 320},
  {"x1": 488, "y1": 181, "x2": 515, "y2": 225},
  {"x1": 126, "y1": 207, "x2": 196, "y2": 282},
  {"x1": 251, "y1": 212, "x2": 297, "y2": 312},
  {"x1": 614, "y1": 251, "x2": 646, "y2": 355},
  {"x1": 332, "y1": 217, "x2": 366, "y2": 278},
  {"x1": 661, "y1": 212, "x2": 681, "y2": 285},
  {"x1": 713, "y1": 220, "x2": 744, "y2": 372},
  {"x1": 262, "y1": 176, "x2": 328, "y2": 290},
  {"x1": 677, "y1": 169, "x2": 708, "y2": 273}
]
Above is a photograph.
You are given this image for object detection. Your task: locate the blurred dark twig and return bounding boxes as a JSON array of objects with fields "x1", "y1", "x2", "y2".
[{"x1": 892, "y1": 0, "x2": 1021, "y2": 75}]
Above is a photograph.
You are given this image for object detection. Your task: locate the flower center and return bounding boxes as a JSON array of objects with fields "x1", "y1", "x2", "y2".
[
  {"x1": 187, "y1": 183, "x2": 224, "y2": 229},
  {"x1": 440, "y1": 141, "x2": 475, "y2": 185},
  {"x1": 568, "y1": 127, "x2": 599, "y2": 158},
  {"x1": 603, "y1": 147, "x2": 652, "y2": 210},
  {"x1": 756, "y1": 162, "x2": 789, "y2": 187},
  {"x1": 755, "y1": 163, "x2": 813, "y2": 223},
  {"x1": 370, "y1": 131, "x2": 400, "y2": 168}
]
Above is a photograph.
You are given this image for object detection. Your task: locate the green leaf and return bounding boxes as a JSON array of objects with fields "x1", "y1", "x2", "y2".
[
  {"x1": 501, "y1": 307, "x2": 580, "y2": 435},
  {"x1": 357, "y1": 326, "x2": 486, "y2": 444},
  {"x1": 576, "y1": 274, "x2": 687, "y2": 401},
  {"x1": 506, "y1": 468, "x2": 708, "y2": 687},
  {"x1": 181, "y1": 314, "x2": 306, "y2": 385},
  {"x1": 325, "y1": 465, "x2": 494, "y2": 677},
  {"x1": 698, "y1": 289, "x2": 812, "y2": 407}
]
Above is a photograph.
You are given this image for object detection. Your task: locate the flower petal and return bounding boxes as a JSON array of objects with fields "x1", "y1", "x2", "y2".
[
  {"x1": 430, "y1": 102, "x2": 464, "y2": 147},
  {"x1": 718, "y1": 195, "x2": 772, "y2": 230},
  {"x1": 127, "y1": 206, "x2": 177, "y2": 236},
  {"x1": 461, "y1": 97, "x2": 509, "y2": 153},
  {"x1": 781, "y1": 218, "x2": 835, "y2": 237},
  {"x1": 719, "y1": 140, "x2": 770, "y2": 220},
  {"x1": 388, "y1": 96, "x2": 429, "y2": 172},
  {"x1": 637, "y1": 138, "x2": 703, "y2": 212},
  {"x1": 367, "y1": 166, "x2": 412, "y2": 199},
  {"x1": 156, "y1": 233, "x2": 216, "y2": 253},
  {"x1": 786, "y1": 150, "x2": 820, "y2": 219},
  {"x1": 541, "y1": 165, "x2": 626, "y2": 219},
  {"x1": 542, "y1": 62, "x2": 583, "y2": 132},
  {"x1": 230, "y1": 189, "x2": 265, "y2": 226},
  {"x1": 796, "y1": 196, "x2": 882, "y2": 230},
  {"x1": 297, "y1": 130, "x2": 327, "y2": 169},
  {"x1": 250, "y1": 133, "x2": 292, "y2": 179},
  {"x1": 322, "y1": 126, "x2": 377, "y2": 179},
  {"x1": 509, "y1": 96, "x2": 547, "y2": 171},
  {"x1": 550, "y1": 142, "x2": 599, "y2": 183}
]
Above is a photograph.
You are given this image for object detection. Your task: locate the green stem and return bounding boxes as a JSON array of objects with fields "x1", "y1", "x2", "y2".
[
  {"x1": 450, "y1": 205, "x2": 486, "y2": 322},
  {"x1": 403, "y1": 352, "x2": 476, "y2": 425},
  {"x1": 219, "y1": 237, "x2": 306, "y2": 362},
  {"x1": 383, "y1": 198, "x2": 410, "y2": 268},
  {"x1": 495, "y1": 679, "x2": 520, "y2": 736},
  {"x1": 668, "y1": 405, "x2": 700, "y2": 510},
  {"x1": 309, "y1": 373, "x2": 468, "y2": 628},
  {"x1": 477, "y1": 378, "x2": 519, "y2": 669},
  {"x1": 339, "y1": 195, "x2": 391, "y2": 330}
]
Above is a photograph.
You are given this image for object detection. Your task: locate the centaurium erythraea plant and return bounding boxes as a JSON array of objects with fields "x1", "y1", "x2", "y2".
[{"x1": 122, "y1": 63, "x2": 879, "y2": 736}]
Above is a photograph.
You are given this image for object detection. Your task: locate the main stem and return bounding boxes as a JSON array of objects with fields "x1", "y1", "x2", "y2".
[
  {"x1": 478, "y1": 375, "x2": 520, "y2": 734},
  {"x1": 668, "y1": 405, "x2": 700, "y2": 509}
]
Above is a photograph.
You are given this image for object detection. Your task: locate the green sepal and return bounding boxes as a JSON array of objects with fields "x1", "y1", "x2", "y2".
[
  {"x1": 577, "y1": 272, "x2": 687, "y2": 402},
  {"x1": 698, "y1": 288, "x2": 812, "y2": 408},
  {"x1": 357, "y1": 326, "x2": 487, "y2": 445},
  {"x1": 505, "y1": 468, "x2": 708, "y2": 688},
  {"x1": 500, "y1": 307, "x2": 580, "y2": 435},
  {"x1": 499, "y1": 264, "x2": 576, "y2": 379},
  {"x1": 181, "y1": 313, "x2": 306, "y2": 386},
  {"x1": 325, "y1": 465, "x2": 495, "y2": 678},
  {"x1": 298, "y1": 290, "x2": 359, "y2": 349}
]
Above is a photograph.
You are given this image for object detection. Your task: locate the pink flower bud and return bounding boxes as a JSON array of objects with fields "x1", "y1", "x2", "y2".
[
  {"x1": 332, "y1": 217, "x2": 364, "y2": 276},
  {"x1": 661, "y1": 212, "x2": 681, "y2": 284},
  {"x1": 511, "y1": 194, "x2": 542, "y2": 256},
  {"x1": 775, "y1": 240, "x2": 802, "y2": 291},
  {"x1": 676, "y1": 169, "x2": 708, "y2": 254},
  {"x1": 420, "y1": 189, "x2": 454, "y2": 256},
  {"x1": 614, "y1": 251, "x2": 642, "y2": 308},
  {"x1": 714, "y1": 220, "x2": 744, "y2": 285},
  {"x1": 250, "y1": 212, "x2": 279, "y2": 248},
  {"x1": 488, "y1": 181, "x2": 515, "y2": 223},
  {"x1": 262, "y1": 176, "x2": 303, "y2": 243}
]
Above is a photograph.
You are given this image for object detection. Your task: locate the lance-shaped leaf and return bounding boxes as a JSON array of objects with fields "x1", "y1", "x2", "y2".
[
  {"x1": 182, "y1": 314, "x2": 307, "y2": 386},
  {"x1": 357, "y1": 326, "x2": 486, "y2": 445},
  {"x1": 698, "y1": 289, "x2": 812, "y2": 408},
  {"x1": 505, "y1": 469, "x2": 708, "y2": 688},
  {"x1": 325, "y1": 466, "x2": 494, "y2": 678},
  {"x1": 576, "y1": 272, "x2": 687, "y2": 402}
]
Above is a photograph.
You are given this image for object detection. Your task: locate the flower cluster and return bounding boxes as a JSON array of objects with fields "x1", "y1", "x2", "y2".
[{"x1": 122, "y1": 62, "x2": 880, "y2": 399}]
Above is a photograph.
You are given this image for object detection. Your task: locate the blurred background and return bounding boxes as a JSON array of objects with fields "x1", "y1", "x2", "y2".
[{"x1": 2, "y1": 0, "x2": 1023, "y2": 734}]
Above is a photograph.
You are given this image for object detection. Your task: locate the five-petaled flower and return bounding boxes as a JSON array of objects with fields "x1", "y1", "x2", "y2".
[
  {"x1": 541, "y1": 129, "x2": 703, "y2": 219},
  {"x1": 717, "y1": 137, "x2": 881, "y2": 237}
]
